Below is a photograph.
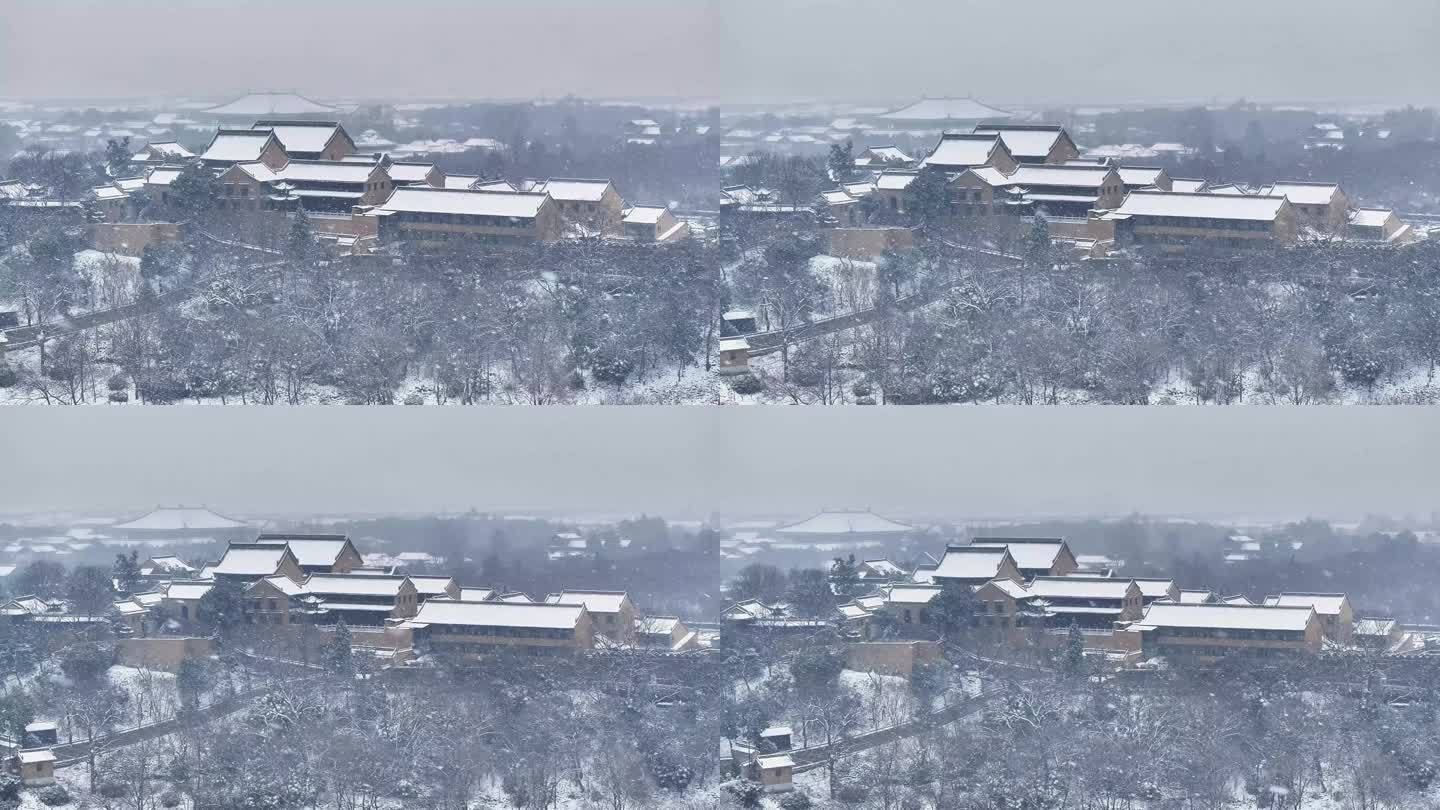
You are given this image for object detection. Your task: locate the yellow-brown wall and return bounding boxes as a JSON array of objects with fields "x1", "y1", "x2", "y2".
[
  {"x1": 89, "y1": 222, "x2": 181, "y2": 256},
  {"x1": 259, "y1": 139, "x2": 288, "y2": 170},
  {"x1": 845, "y1": 639, "x2": 943, "y2": 677},
  {"x1": 827, "y1": 226, "x2": 916, "y2": 258},
  {"x1": 117, "y1": 636, "x2": 215, "y2": 672}
]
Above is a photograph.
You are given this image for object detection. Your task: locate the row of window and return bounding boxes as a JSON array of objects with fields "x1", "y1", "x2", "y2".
[
  {"x1": 431, "y1": 641, "x2": 570, "y2": 656},
  {"x1": 1154, "y1": 627, "x2": 1304, "y2": 641},
  {"x1": 1138, "y1": 216, "x2": 1273, "y2": 231},
  {"x1": 1157, "y1": 643, "x2": 1307, "y2": 658},
  {"x1": 401, "y1": 212, "x2": 530, "y2": 226},
  {"x1": 429, "y1": 624, "x2": 574, "y2": 640}
]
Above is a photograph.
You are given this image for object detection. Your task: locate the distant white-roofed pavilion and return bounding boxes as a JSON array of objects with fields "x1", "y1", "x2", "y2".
[
  {"x1": 203, "y1": 92, "x2": 338, "y2": 117},
  {"x1": 877, "y1": 96, "x2": 1013, "y2": 124},
  {"x1": 110, "y1": 507, "x2": 254, "y2": 543},
  {"x1": 775, "y1": 509, "x2": 913, "y2": 542}
]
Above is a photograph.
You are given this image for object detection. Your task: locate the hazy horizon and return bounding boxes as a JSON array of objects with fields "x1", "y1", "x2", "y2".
[
  {"x1": 2, "y1": 0, "x2": 1436, "y2": 107},
  {"x1": 1, "y1": 408, "x2": 1436, "y2": 522}
]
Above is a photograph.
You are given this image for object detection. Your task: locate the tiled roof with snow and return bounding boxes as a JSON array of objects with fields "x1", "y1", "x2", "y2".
[
  {"x1": 134, "y1": 141, "x2": 193, "y2": 160},
  {"x1": 544, "y1": 590, "x2": 628, "y2": 613},
  {"x1": 273, "y1": 160, "x2": 380, "y2": 184},
  {"x1": 1002, "y1": 165, "x2": 1113, "y2": 188},
  {"x1": 113, "y1": 600, "x2": 147, "y2": 616},
  {"x1": 407, "y1": 576, "x2": 456, "y2": 596},
  {"x1": 1022, "y1": 576, "x2": 1135, "y2": 600},
  {"x1": 249, "y1": 121, "x2": 345, "y2": 154},
  {"x1": 1262, "y1": 593, "x2": 1348, "y2": 616},
  {"x1": 969, "y1": 538, "x2": 1066, "y2": 570},
  {"x1": 163, "y1": 582, "x2": 213, "y2": 601},
  {"x1": 301, "y1": 574, "x2": 410, "y2": 597},
  {"x1": 857, "y1": 145, "x2": 912, "y2": 164},
  {"x1": 1112, "y1": 191, "x2": 1288, "y2": 222},
  {"x1": 917, "y1": 547, "x2": 1012, "y2": 582},
  {"x1": 1169, "y1": 178, "x2": 1207, "y2": 193},
  {"x1": 1132, "y1": 579, "x2": 1176, "y2": 598},
  {"x1": 229, "y1": 162, "x2": 280, "y2": 182},
  {"x1": 254, "y1": 575, "x2": 303, "y2": 597},
  {"x1": 859, "y1": 559, "x2": 906, "y2": 577},
  {"x1": 1349, "y1": 208, "x2": 1394, "y2": 228},
  {"x1": 113, "y1": 176, "x2": 147, "y2": 193},
  {"x1": 638, "y1": 615, "x2": 681, "y2": 635},
  {"x1": 983, "y1": 579, "x2": 1028, "y2": 599},
  {"x1": 201, "y1": 130, "x2": 279, "y2": 163},
  {"x1": 211, "y1": 545, "x2": 292, "y2": 576},
  {"x1": 473, "y1": 179, "x2": 516, "y2": 192},
  {"x1": 376, "y1": 187, "x2": 549, "y2": 219},
  {"x1": 874, "y1": 170, "x2": 918, "y2": 190},
  {"x1": 386, "y1": 162, "x2": 437, "y2": 183},
  {"x1": 90, "y1": 185, "x2": 129, "y2": 201},
  {"x1": 623, "y1": 205, "x2": 668, "y2": 225},
  {"x1": 1136, "y1": 603, "x2": 1315, "y2": 632},
  {"x1": 412, "y1": 600, "x2": 585, "y2": 629},
  {"x1": 920, "y1": 134, "x2": 1003, "y2": 169},
  {"x1": 971, "y1": 125, "x2": 1066, "y2": 159},
  {"x1": 253, "y1": 535, "x2": 350, "y2": 568},
  {"x1": 1255, "y1": 181, "x2": 1340, "y2": 206},
  {"x1": 144, "y1": 167, "x2": 185, "y2": 187},
  {"x1": 885, "y1": 584, "x2": 943, "y2": 604},
  {"x1": 204, "y1": 92, "x2": 338, "y2": 116},
  {"x1": 443, "y1": 174, "x2": 481, "y2": 190},
  {"x1": 529, "y1": 178, "x2": 613, "y2": 202},
  {"x1": 1117, "y1": 167, "x2": 1165, "y2": 187},
  {"x1": 1353, "y1": 617, "x2": 1397, "y2": 636}
]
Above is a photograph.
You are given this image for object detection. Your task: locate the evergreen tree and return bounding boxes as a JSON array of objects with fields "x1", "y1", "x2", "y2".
[
  {"x1": 785, "y1": 568, "x2": 835, "y2": 618},
  {"x1": 168, "y1": 160, "x2": 220, "y2": 224},
  {"x1": 1025, "y1": 214, "x2": 1053, "y2": 265},
  {"x1": 828, "y1": 554, "x2": 860, "y2": 600},
  {"x1": 287, "y1": 203, "x2": 317, "y2": 262},
  {"x1": 104, "y1": 136, "x2": 132, "y2": 178},
  {"x1": 323, "y1": 618, "x2": 355, "y2": 677},
  {"x1": 197, "y1": 578, "x2": 246, "y2": 637},
  {"x1": 112, "y1": 550, "x2": 141, "y2": 595},
  {"x1": 931, "y1": 582, "x2": 982, "y2": 646},
  {"x1": 789, "y1": 645, "x2": 844, "y2": 699},
  {"x1": 1062, "y1": 621, "x2": 1085, "y2": 677},
  {"x1": 176, "y1": 659, "x2": 211, "y2": 711},
  {"x1": 826, "y1": 140, "x2": 854, "y2": 184}
]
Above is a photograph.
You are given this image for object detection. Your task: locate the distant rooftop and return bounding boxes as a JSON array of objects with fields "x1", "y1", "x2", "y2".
[
  {"x1": 878, "y1": 97, "x2": 1013, "y2": 122},
  {"x1": 111, "y1": 507, "x2": 249, "y2": 532},
  {"x1": 776, "y1": 509, "x2": 913, "y2": 536},
  {"x1": 204, "y1": 92, "x2": 338, "y2": 116}
]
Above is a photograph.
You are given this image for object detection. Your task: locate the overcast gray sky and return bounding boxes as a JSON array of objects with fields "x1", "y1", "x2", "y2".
[
  {"x1": 0, "y1": 0, "x2": 720, "y2": 101},
  {"x1": 1, "y1": 408, "x2": 1435, "y2": 522},
  {"x1": 721, "y1": 0, "x2": 1440, "y2": 105},
  {"x1": 2, "y1": 0, "x2": 1435, "y2": 105}
]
